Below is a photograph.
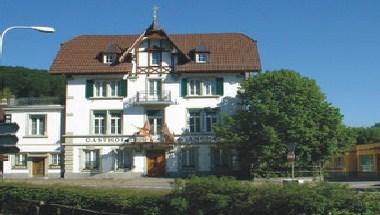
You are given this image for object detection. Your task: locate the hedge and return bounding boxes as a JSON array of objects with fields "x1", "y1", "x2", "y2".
[{"x1": 1, "y1": 177, "x2": 380, "y2": 215}]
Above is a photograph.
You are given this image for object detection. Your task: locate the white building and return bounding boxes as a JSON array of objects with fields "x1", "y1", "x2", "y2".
[
  {"x1": 2, "y1": 99, "x2": 63, "y2": 178},
  {"x1": 50, "y1": 19, "x2": 261, "y2": 178}
]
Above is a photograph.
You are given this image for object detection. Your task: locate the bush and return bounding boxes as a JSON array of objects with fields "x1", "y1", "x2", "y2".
[{"x1": 1, "y1": 178, "x2": 380, "y2": 215}]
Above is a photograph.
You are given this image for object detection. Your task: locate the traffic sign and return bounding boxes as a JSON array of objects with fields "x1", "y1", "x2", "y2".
[
  {"x1": 0, "y1": 146, "x2": 20, "y2": 154},
  {"x1": 0, "y1": 134, "x2": 18, "y2": 146},
  {"x1": 287, "y1": 152, "x2": 295, "y2": 161},
  {"x1": 0, "y1": 123, "x2": 19, "y2": 134}
]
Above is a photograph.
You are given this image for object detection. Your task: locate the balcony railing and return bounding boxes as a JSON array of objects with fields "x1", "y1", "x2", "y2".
[{"x1": 133, "y1": 90, "x2": 173, "y2": 105}]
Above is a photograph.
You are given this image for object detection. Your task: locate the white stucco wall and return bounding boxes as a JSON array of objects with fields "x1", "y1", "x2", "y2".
[{"x1": 2, "y1": 105, "x2": 63, "y2": 176}]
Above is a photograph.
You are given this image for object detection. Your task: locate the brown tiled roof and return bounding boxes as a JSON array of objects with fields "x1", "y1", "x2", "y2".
[{"x1": 50, "y1": 33, "x2": 261, "y2": 74}]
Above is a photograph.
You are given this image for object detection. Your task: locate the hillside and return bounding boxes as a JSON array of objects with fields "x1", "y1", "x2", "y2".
[{"x1": 0, "y1": 66, "x2": 64, "y2": 102}]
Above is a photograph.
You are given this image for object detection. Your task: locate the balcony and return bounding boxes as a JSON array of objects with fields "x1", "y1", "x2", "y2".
[{"x1": 133, "y1": 91, "x2": 174, "y2": 106}]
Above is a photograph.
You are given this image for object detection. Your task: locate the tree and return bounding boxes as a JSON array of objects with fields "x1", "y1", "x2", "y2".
[
  {"x1": 215, "y1": 70, "x2": 351, "y2": 178},
  {"x1": 0, "y1": 87, "x2": 14, "y2": 100}
]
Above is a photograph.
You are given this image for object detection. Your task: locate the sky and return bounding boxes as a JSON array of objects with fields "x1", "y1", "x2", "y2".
[{"x1": 0, "y1": 0, "x2": 379, "y2": 127}]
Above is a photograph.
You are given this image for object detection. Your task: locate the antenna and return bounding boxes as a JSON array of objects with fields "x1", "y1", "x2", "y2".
[{"x1": 153, "y1": 5, "x2": 159, "y2": 25}]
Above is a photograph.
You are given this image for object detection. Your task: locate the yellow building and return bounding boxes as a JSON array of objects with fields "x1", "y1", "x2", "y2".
[{"x1": 327, "y1": 143, "x2": 380, "y2": 179}]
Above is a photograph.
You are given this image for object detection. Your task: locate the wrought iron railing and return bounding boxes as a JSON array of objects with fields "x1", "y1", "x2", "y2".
[{"x1": 135, "y1": 90, "x2": 172, "y2": 104}]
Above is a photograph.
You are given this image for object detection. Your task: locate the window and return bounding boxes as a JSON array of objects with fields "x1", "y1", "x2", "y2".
[
  {"x1": 93, "y1": 80, "x2": 122, "y2": 98},
  {"x1": 147, "y1": 110, "x2": 163, "y2": 136},
  {"x1": 360, "y1": 155, "x2": 374, "y2": 172},
  {"x1": 92, "y1": 110, "x2": 123, "y2": 135},
  {"x1": 50, "y1": 153, "x2": 61, "y2": 166},
  {"x1": 189, "y1": 111, "x2": 201, "y2": 133},
  {"x1": 148, "y1": 79, "x2": 162, "y2": 96},
  {"x1": 109, "y1": 80, "x2": 120, "y2": 97},
  {"x1": 334, "y1": 157, "x2": 344, "y2": 168},
  {"x1": 181, "y1": 147, "x2": 198, "y2": 169},
  {"x1": 212, "y1": 148, "x2": 230, "y2": 169},
  {"x1": 29, "y1": 115, "x2": 46, "y2": 136},
  {"x1": 189, "y1": 80, "x2": 201, "y2": 96},
  {"x1": 93, "y1": 111, "x2": 106, "y2": 135},
  {"x1": 110, "y1": 112, "x2": 122, "y2": 134},
  {"x1": 187, "y1": 79, "x2": 218, "y2": 96},
  {"x1": 116, "y1": 149, "x2": 132, "y2": 169},
  {"x1": 14, "y1": 153, "x2": 27, "y2": 168},
  {"x1": 104, "y1": 54, "x2": 115, "y2": 64},
  {"x1": 203, "y1": 80, "x2": 216, "y2": 96},
  {"x1": 205, "y1": 110, "x2": 218, "y2": 132},
  {"x1": 84, "y1": 150, "x2": 99, "y2": 170},
  {"x1": 188, "y1": 109, "x2": 219, "y2": 133},
  {"x1": 151, "y1": 52, "x2": 161, "y2": 66},
  {"x1": 5, "y1": 114, "x2": 11, "y2": 123},
  {"x1": 196, "y1": 53, "x2": 208, "y2": 63}
]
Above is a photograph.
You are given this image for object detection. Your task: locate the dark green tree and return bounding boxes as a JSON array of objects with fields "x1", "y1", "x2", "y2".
[{"x1": 215, "y1": 70, "x2": 352, "y2": 178}]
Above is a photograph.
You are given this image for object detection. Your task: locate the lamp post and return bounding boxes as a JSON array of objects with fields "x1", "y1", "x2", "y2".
[
  {"x1": 287, "y1": 142, "x2": 297, "y2": 179},
  {"x1": 0, "y1": 26, "x2": 55, "y2": 62}
]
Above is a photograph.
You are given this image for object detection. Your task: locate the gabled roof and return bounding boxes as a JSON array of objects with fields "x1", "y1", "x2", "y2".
[{"x1": 50, "y1": 33, "x2": 261, "y2": 75}]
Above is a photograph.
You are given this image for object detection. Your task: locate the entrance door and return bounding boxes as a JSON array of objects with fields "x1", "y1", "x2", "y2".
[
  {"x1": 147, "y1": 110, "x2": 163, "y2": 141},
  {"x1": 147, "y1": 151, "x2": 165, "y2": 177},
  {"x1": 32, "y1": 157, "x2": 45, "y2": 177}
]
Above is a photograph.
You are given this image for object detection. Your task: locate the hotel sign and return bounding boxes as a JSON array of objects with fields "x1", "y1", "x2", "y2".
[{"x1": 68, "y1": 136, "x2": 131, "y2": 144}]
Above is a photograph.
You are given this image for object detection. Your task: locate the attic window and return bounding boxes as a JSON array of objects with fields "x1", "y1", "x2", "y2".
[
  {"x1": 103, "y1": 54, "x2": 116, "y2": 65},
  {"x1": 196, "y1": 53, "x2": 208, "y2": 63}
]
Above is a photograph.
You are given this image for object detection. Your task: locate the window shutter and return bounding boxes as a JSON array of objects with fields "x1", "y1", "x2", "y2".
[
  {"x1": 85, "y1": 80, "x2": 94, "y2": 98},
  {"x1": 120, "y1": 80, "x2": 128, "y2": 97},
  {"x1": 210, "y1": 146, "x2": 215, "y2": 170},
  {"x1": 181, "y1": 78, "x2": 188, "y2": 97},
  {"x1": 216, "y1": 78, "x2": 224, "y2": 96}
]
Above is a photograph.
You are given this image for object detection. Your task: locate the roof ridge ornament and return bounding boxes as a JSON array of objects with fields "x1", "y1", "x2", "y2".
[{"x1": 153, "y1": 5, "x2": 159, "y2": 26}]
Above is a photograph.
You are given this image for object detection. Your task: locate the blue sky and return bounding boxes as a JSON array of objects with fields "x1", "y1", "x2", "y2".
[{"x1": 0, "y1": 0, "x2": 379, "y2": 127}]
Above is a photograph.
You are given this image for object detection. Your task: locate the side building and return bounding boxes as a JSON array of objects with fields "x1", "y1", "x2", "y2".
[
  {"x1": 2, "y1": 99, "x2": 63, "y2": 178},
  {"x1": 50, "y1": 20, "x2": 261, "y2": 178}
]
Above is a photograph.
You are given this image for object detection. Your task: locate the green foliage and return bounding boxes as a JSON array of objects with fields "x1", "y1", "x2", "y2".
[
  {"x1": 215, "y1": 70, "x2": 349, "y2": 177},
  {"x1": 0, "y1": 87, "x2": 14, "y2": 99},
  {"x1": 0, "y1": 66, "x2": 64, "y2": 102},
  {"x1": 0, "y1": 182, "x2": 166, "y2": 214},
  {"x1": 169, "y1": 176, "x2": 380, "y2": 215},
  {"x1": 353, "y1": 125, "x2": 380, "y2": 145},
  {"x1": 2, "y1": 178, "x2": 380, "y2": 215}
]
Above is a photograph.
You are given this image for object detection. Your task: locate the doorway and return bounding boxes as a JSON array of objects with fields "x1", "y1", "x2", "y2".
[
  {"x1": 32, "y1": 157, "x2": 45, "y2": 177},
  {"x1": 147, "y1": 150, "x2": 165, "y2": 177}
]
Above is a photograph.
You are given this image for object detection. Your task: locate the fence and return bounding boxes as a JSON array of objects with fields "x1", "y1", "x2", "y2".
[{"x1": 1, "y1": 199, "x2": 128, "y2": 215}]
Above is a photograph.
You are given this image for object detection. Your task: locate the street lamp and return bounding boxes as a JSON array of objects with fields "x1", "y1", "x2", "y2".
[{"x1": 0, "y1": 26, "x2": 55, "y2": 61}]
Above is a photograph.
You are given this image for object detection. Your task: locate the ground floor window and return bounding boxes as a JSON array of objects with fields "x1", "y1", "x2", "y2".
[
  {"x1": 49, "y1": 153, "x2": 61, "y2": 168},
  {"x1": 116, "y1": 149, "x2": 132, "y2": 169},
  {"x1": 211, "y1": 148, "x2": 231, "y2": 169},
  {"x1": 84, "y1": 150, "x2": 99, "y2": 170},
  {"x1": 180, "y1": 147, "x2": 198, "y2": 170},
  {"x1": 359, "y1": 155, "x2": 374, "y2": 172},
  {"x1": 14, "y1": 153, "x2": 27, "y2": 168}
]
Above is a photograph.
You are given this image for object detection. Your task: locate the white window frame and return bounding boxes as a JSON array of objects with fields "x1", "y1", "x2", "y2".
[
  {"x1": 110, "y1": 111, "x2": 122, "y2": 135},
  {"x1": 92, "y1": 110, "x2": 123, "y2": 135},
  {"x1": 188, "y1": 79, "x2": 216, "y2": 96},
  {"x1": 84, "y1": 150, "x2": 99, "y2": 170},
  {"x1": 29, "y1": 114, "x2": 46, "y2": 136},
  {"x1": 103, "y1": 54, "x2": 116, "y2": 64},
  {"x1": 14, "y1": 153, "x2": 27, "y2": 168},
  {"x1": 49, "y1": 153, "x2": 61, "y2": 166},
  {"x1": 93, "y1": 80, "x2": 121, "y2": 98},
  {"x1": 196, "y1": 53, "x2": 208, "y2": 63},
  {"x1": 93, "y1": 111, "x2": 106, "y2": 135},
  {"x1": 188, "y1": 109, "x2": 219, "y2": 133}
]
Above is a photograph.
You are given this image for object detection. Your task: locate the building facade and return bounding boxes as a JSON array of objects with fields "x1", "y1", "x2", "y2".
[
  {"x1": 50, "y1": 20, "x2": 261, "y2": 178},
  {"x1": 2, "y1": 102, "x2": 63, "y2": 178},
  {"x1": 326, "y1": 143, "x2": 380, "y2": 180}
]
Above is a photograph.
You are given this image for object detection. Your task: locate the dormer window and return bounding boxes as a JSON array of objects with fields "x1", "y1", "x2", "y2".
[
  {"x1": 196, "y1": 53, "x2": 208, "y2": 63},
  {"x1": 103, "y1": 54, "x2": 116, "y2": 65}
]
